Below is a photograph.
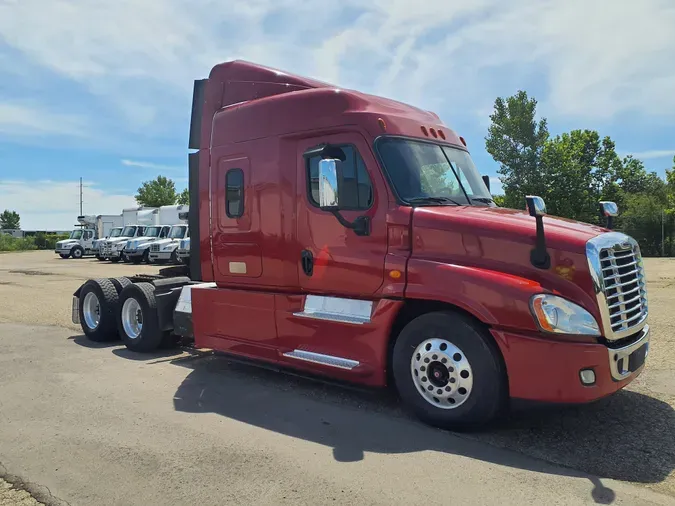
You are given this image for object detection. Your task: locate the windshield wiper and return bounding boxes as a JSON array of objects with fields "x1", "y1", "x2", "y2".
[
  {"x1": 470, "y1": 197, "x2": 494, "y2": 204},
  {"x1": 407, "y1": 196, "x2": 462, "y2": 206}
]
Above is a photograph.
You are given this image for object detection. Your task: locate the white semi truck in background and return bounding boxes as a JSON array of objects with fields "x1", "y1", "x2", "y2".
[
  {"x1": 176, "y1": 230, "x2": 190, "y2": 265},
  {"x1": 148, "y1": 213, "x2": 189, "y2": 264},
  {"x1": 54, "y1": 214, "x2": 124, "y2": 259},
  {"x1": 99, "y1": 207, "x2": 159, "y2": 262},
  {"x1": 124, "y1": 205, "x2": 189, "y2": 264}
]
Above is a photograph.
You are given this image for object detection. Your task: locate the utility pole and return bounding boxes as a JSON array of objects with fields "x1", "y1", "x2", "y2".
[
  {"x1": 79, "y1": 177, "x2": 83, "y2": 217},
  {"x1": 662, "y1": 209, "x2": 666, "y2": 257}
]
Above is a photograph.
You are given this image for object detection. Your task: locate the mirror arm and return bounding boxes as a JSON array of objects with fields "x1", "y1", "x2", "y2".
[
  {"x1": 530, "y1": 216, "x2": 550, "y2": 269},
  {"x1": 329, "y1": 210, "x2": 370, "y2": 237}
]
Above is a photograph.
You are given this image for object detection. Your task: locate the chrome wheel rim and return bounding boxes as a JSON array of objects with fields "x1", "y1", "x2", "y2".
[
  {"x1": 82, "y1": 292, "x2": 100, "y2": 330},
  {"x1": 410, "y1": 338, "x2": 473, "y2": 409},
  {"x1": 73, "y1": 249, "x2": 82, "y2": 258},
  {"x1": 121, "y1": 298, "x2": 143, "y2": 339}
]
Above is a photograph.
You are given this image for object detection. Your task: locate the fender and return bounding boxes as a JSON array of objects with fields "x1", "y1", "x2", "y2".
[{"x1": 405, "y1": 258, "x2": 547, "y2": 333}]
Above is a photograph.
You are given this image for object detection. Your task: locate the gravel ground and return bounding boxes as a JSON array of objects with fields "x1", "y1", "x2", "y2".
[
  {"x1": 0, "y1": 251, "x2": 673, "y2": 503},
  {"x1": 0, "y1": 479, "x2": 43, "y2": 506}
]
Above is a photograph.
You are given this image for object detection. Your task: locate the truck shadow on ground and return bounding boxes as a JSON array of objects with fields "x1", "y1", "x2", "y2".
[{"x1": 163, "y1": 351, "x2": 674, "y2": 505}]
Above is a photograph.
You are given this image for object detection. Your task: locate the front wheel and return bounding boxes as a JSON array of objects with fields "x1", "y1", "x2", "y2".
[
  {"x1": 392, "y1": 311, "x2": 506, "y2": 430},
  {"x1": 110, "y1": 256, "x2": 121, "y2": 263},
  {"x1": 71, "y1": 246, "x2": 84, "y2": 259}
]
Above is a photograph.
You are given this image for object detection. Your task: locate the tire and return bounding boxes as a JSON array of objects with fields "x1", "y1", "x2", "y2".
[
  {"x1": 131, "y1": 256, "x2": 142, "y2": 264},
  {"x1": 110, "y1": 276, "x2": 132, "y2": 294},
  {"x1": 110, "y1": 256, "x2": 121, "y2": 263},
  {"x1": 170, "y1": 250, "x2": 179, "y2": 264},
  {"x1": 78, "y1": 278, "x2": 120, "y2": 342},
  {"x1": 392, "y1": 311, "x2": 506, "y2": 430},
  {"x1": 142, "y1": 249, "x2": 150, "y2": 264},
  {"x1": 59, "y1": 253, "x2": 70, "y2": 259},
  {"x1": 96, "y1": 255, "x2": 106, "y2": 262},
  {"x1": 121, "y1": 251, "x2": 129, "y2": 263},
  {"x1": 117, "y1": 282, "x2": 167, "y2": 352},
  {"x1": 71, "y1": 246, "x2": 84, "y2": 259}
]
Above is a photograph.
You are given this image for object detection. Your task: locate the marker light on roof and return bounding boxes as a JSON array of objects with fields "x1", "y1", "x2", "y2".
[
  {"x1": 459, "y1": 136, "x2": 467, "y2": 146},
  {"x1": 421, "y1": 126, "x2": 429, "y2": 136},
  {"x1": 429, "y1": 128, "x2": 438, "y2": 138},
  {"x1": 438, "y1": 129, "x2": 446, "y2": 140},
  {"x1": 378, "y1": 118, "x2": 387, "y2": 131}
]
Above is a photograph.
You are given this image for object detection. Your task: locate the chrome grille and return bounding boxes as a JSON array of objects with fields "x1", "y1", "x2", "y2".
[
  {"x1": 587, "y1": 232, "x2": 648, "y2": 341},
  {"x1": 151, "y1": 244, "x2": 160, "y2": 252}
]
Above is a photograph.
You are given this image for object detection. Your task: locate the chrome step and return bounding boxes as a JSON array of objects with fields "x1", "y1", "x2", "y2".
[{"x1": 282, "y1": 350, "x2": 359, "y2": 370}]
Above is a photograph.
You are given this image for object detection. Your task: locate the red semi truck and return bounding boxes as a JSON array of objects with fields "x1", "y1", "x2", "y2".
[{"x1": 72, "y1": 60, "x2": 649, "y2": 429}]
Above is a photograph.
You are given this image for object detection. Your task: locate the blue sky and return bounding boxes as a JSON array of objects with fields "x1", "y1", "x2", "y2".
[{"x1": 1, "y1": 0, "x2": 674, "y2": 229}]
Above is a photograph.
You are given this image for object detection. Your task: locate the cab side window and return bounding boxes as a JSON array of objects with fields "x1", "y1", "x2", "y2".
[{"x1": 307, "y1": 145, "x2": 373, "y2": 210}]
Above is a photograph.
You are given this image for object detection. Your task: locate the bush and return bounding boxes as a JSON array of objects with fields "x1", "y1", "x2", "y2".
[
  {"x1": 33, "y1": 232, "x2": 69, "y2": 250},
  {"x1": 0, "y1": 234, "x2": 37, "y2": 251}
]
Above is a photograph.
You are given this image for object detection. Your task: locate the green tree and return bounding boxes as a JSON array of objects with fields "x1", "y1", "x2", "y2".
[
  {"x1": 485, "y1": 91, "x2": 549, "y2": 209},
  {"x1": 177, "y1": 188, "x2": 190, "y2": 205},
  {"x1": 135, "y1": 176, "x2": 178, "y2": 207},
  {"x1": 0, "y1": 210, "x2": 20, "y2": 230}
]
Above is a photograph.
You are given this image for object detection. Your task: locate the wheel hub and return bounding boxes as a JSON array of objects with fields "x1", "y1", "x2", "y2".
[
  {"x1": 410, "y1": 338, "x2": 473, "y2": 409},
  {"x1": 82, "y1": 292, "x2": 100, "y2": 330},
  {"x1": 121, "y1": 298, "x2": 143, "y2": 339}
]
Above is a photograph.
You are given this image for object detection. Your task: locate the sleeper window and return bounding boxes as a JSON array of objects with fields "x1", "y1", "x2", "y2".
[{"x1": 226, "y1": 168, "x2": 244, "y2": 217}]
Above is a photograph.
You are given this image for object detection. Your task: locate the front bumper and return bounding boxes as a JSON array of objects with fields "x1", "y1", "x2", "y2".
[
  {"x1": 492, "y1": 325, "x2": 650, "y2": 403},
  {"x1": 125, "y1": 249, "x2": 147, "y2": 259},
  {"x1": 55, "y1": 248, "x2": 72, "y2": 254},
  {"x1": 149, "y1": 251, "x2": 173, "y2": 261}
]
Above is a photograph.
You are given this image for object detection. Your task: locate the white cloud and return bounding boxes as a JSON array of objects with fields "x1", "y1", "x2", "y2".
[
  {"x1": 0, "y1": 180, "x2": 136, "y2": 230},
  {"x1": 121, "y1": 159, "x2": 182, "y2": 171},
  {"x1": 629, "y1": 149, "x2": 675, "y2": 160},
  {"x1": 0, "y1": 102, "x2": 87, "y2": 138},
  {"x1": 0, "y1": 0, "x2": 673, "y2": 141}
]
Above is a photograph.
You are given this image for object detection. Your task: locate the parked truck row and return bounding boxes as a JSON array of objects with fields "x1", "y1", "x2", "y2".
[
  {"x1": 56, "y1": 205, "x2": 190, "y2": 266},
  {"x1": 71, "y1": 60, "x2": 650, "y2": 431}
]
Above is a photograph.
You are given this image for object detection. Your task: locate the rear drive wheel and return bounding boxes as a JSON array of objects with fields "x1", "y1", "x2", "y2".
[
  {"x1": 78, "y1": 278, "x2": 120, "y2": 342},
  {"x1": 71, "y1": 246, "x2": 84, "y2": 259},
  {"x1": 118, "y1": 282, "x2": 167, "y2": 352},
  {"x1": 392, "y1": 311, "x2": 506, "y2": 430},
  {"x1": 59, "y1": 253, "x2": 70, "y2": 259},
  {"x1": 110, "y1": 276, "x2": 132, "y2": 294}
]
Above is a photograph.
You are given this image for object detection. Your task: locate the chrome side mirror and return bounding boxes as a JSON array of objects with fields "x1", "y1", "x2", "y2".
[
  {"x1": 599, "y1": 201, "x2": 618, "y2": 229},
  {"x1": 526, "y1": 195, "x2": 546, "y2": 217},
  {"x1": 599, "y1": 201, "x2": 618, "y2": 217},
  {"x1": 318, "y1": 159, "x2": 340, "y2": 209}
]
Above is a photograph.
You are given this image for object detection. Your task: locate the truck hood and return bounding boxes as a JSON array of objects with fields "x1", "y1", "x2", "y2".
[
  {"x1": 411, "y1": 205, "x2": 609, "y2": 302},
  {"x1": 56, "y1": 240, "x2": 78, "y2": 247},
  {"x1": 128, "y1": 237, "x2": 157, "y2": 247},
  {"x1": 106, "y1": 237, "x2": 132, "y2": 244}
]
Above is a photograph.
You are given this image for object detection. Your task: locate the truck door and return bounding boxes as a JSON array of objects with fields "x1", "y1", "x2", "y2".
[{"x1": 295, "y1": 133, "x2": 388, "y2": 297}]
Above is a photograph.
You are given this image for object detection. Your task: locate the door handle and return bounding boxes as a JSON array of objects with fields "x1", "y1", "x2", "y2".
[{"x1": 301, "y1": 249, "x2": 313, "y2": 277}]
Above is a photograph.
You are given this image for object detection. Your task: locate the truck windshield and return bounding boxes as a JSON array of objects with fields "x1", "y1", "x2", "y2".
[
  {"x1": 69, "y1": 230, "x2": 83, "y2": 239},
  {"x1": 169, "y1": 226, "x2": 187, "y2": 239},
  {"x1": 121, "y1": 226, "x2": 136, "y2": 237},
  {"x1": 376, "y1": 137, "x2": 494, "y2": 206},
  {"x1": 109, "y1": 228, "x2": 122, "y2": 237},
  {"x1": 144, "y1": 226, "x2": 161, "y2": 237}
]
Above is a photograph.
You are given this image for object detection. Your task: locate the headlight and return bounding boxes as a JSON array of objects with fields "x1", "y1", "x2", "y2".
[{"x1": 530, "y1": 294, "x2": 600, "y2": 336}]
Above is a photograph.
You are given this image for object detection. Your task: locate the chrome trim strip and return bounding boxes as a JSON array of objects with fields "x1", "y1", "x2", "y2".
[
  {"x1": 282, "y1": 350, "x2": 360, "y2": 370},
  {"x1": 586, "y1": 232, "x2": 648, "y2": 341},
  {"x1": 293, "y1": 295, "x2": 373, "y2": 325},
  {"x1": 608, "y1": 325, "x2": 650, "y2": 381}
]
